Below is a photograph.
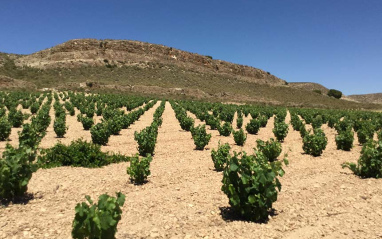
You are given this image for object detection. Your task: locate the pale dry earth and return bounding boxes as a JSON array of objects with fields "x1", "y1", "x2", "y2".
[{"x1": 0, "y1": 102, "x2": 382, "y2": 238}]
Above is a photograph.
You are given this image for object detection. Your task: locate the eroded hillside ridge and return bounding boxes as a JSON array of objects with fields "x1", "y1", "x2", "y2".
[{"x1": 15, "y1": 39, "x2": 286, "y2": 86}]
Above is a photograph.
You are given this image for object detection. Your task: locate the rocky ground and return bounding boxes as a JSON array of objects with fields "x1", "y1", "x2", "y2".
[{"x1": 1, "y1": 102, "x2": 382, "y2": 239}]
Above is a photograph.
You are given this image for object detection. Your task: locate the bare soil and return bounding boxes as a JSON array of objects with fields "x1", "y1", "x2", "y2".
[{"x1": 1, "y1": 102, "x2": 382, "y2": 239}]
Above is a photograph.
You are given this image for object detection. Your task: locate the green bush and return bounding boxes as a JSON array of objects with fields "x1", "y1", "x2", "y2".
[
  {"x1": 81, "y1": 117, "x2": 94, "y2": 130},
  {"x1": 72, "y1": 192, "x2": 125, "y2": 239},
  {"x1": 342, "y1": 140, "x2": 382, "y2": 178},
  {"x1": 233, "y1": 129, "x2": 246, "y2": 146},
  {"x1": 211, "y1": 142, "x2": 231, "y2": 171},
  {"x1": 256, "y1": 138, "x2": 282, "y2": 162},
  {"x1": 221, "y1": 151, "x2": 288, "y2": 222},
  {"x1": 357, "y1": 128, "x2": 374, "y2": 145},
  {"x1": 205, "y1": 116, "x2": 219, "y2": 130},
  {"x1": 191, "y1": 124, "x2": 211, "y2": 150},
  {"x1": 246, "y1": 119, "x2": 260, "y2": 134},
  {"x1": 335, "y1": 129, "x2": 354, "y2": 151},
  {"x1": 180, "y1": 116, "x2": 194, "y2": 131},
  {"x1": 8, "y1": 109, "x2": 24, "y2": 128},
  {"x1": 378, "y1": 130, "x2": 382, "y2": 141},
  {"x1": 30, "y1": 102, "x2": 40, "y2": 114},
  {"x1": 273, "y1": 121, "x2": 289, "y2": 142},
  {"x1": 327, "y1": 89, "x2": 342, "y2": 99},
  {"x1": 312, "y1": 115, "x2": 323, "y2": 129},
  {"x1": 18, "y1": 123, "x2": 45, "y2": 148},
  {"x1": 53, "y1": 117, "x2": 67, "y2": 138},
  {"x1": 106, "y1": 118, "x2": 123, "y2": 136},
  {"x1": 302, "y1": 129, "x2": 328, "y2": 156},
  {"x1": 259, "y1": 115, "x2": 268, "y2": 128},
  {"x1": 134, "y1": 125, "x2": 158, "y2": 156},
  {"x1": 90, "y1": 123, "x2": 111, "y2": 146},
  {"x1": 127, "y1": 154, "x2": 153, "y2": 184},
  {"x1": 218, "y1": 122, "x2": 233, "y2": 136},
  {"x1": 236, "y1": 116, "x2": 243, "y2": 129},
  {"x1": 0, "y1": 117, "x2": 12, "y2": 141},
  {"x1": 0, "y1": 145, "x2": 37, "y2": 201},
  {"x1": 37, "y1": 139, "x2": 129, "y2": 168}
]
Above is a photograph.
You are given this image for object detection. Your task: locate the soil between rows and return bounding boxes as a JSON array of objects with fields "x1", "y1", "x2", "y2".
[{"x1": 1, "y1": 102, "x2": 382, "y2": 239}]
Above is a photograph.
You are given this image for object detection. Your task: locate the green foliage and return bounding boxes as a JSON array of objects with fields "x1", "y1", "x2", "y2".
[
  {"x1": 0, "y1": 145, "x2": 37, "y2": 201},
  {"x1": 218, "y1": 122, "x2": 233, "y2": 136},
  {"x1": 134, "y1": 125, "x2": 158, "y2": 156},
  {"x1": 179, "y1": 116, "x2": 194, "y2": 131},
  {"x1": 335, "y1": 129, "x2": 354, "y2": 151},
  {"x1": 259, "y1": 115, "x2": 268, "y2": 128},
  {"x1": 18, "y1": 123, "x2": 45, "y2": 148},
  {"x1": 378, "y1": 130, "x2": 382, "y2": 141},
  {"x1": 191, "y1": 124, "x2": 211, "y2": 150},
  {"x1": 357, "y1": 127, "x2": 374, "y2": 145},
  {"x1": 0, "y1": 117, "x2": 12, "y2": 141},
  {"x1": 106, "y1": 118, "x2": 123, "y2": 136},
  {"x1": 8, "y1": 109, "x2": 24, "y2": 128},
  {"x1": 236, "y1": 116, "x2": 243, "y2": 129},
  {"x1": 246, "y1": 118, "x2": 260, "y2": 134},
  {"x1": 37, "y1": 139, "x2": 129, "y2": 168},
  {"x1": 72, "y1": 192, "x2": 125, "y2": 239},
  {"x1": 90, "y1": 123, "x2": 111, "y2": 146},
  {"x1": 327, "y1": 89, "x2": 342, "y2": 99},
  {"x1": 342, "y1": 140, "x2": 382, "y2": 178},
  {"x1": 81, "y1": 116, "x2": 94, "y2": 130},
  {"x1": 211, "y1": 142, "x2": 231, "y2": 171},
  {"x1": 302, "y1": 129, "x2": 328, "y2": 156},
  {"x1": 273, "y1": 121, "x2": 289, "y2": 142},
  {"x1": 53, "y1": 117, "x2": 67, "y2": 138},
  {"x1": 233, "y1": 129, "x2": 246, "y2": 146},
  {"x1": 127, "y1": 154, "x2": 153, "y2": 184},
  {"x1": 256, "y1": 138, "x2": 282, "y2": 162},
  {"x1": 30, "y1": 102, "x2": 40, "y2": 114},
  {"x1": 312, "y1": 115, "x2": 323, "y2": 129},
  {"x1": 221, "y1": 151, "x2": 288, "y2": 222},
  {"x1": 313, "y1": 89, "x2": 322, "y2": 94}
]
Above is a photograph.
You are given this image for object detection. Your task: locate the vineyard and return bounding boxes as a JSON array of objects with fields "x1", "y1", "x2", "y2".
[{"x1": 0, "y1": 91, "x2": 382, "y2": 238}]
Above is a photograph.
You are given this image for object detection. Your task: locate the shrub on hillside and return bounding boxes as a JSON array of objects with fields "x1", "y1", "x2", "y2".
[{"x1": 327, "y1": 89, "x2": 342, "y2": 99}]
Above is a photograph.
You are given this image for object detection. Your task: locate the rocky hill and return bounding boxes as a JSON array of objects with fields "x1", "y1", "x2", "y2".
[
  {"x1": 14, "y1": 39, "x2": 286, "y2": 86},
  {"x1": 347, "y1": 93, "x2": 382, "y2": 105},
  {"x1": 0, "y1": 39, "x2": 381, "y2": 109}
]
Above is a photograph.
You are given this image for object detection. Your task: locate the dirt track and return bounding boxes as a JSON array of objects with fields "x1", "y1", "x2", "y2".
[{"x1": 1, "y1": 102, "x2": 382, "y2": 238}]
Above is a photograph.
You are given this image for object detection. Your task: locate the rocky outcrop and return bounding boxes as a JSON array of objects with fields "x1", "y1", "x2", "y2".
[{"x1": 15, "y1": 39, "x2": 287, "y2": 86}]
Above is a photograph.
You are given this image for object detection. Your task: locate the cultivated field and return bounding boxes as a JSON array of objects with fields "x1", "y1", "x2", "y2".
[{"x1": 0, "y1": 92, "x2": 382, "y2": 239}]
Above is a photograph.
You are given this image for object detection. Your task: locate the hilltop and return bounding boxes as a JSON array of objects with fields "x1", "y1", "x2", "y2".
[{"x1": 0, "y1": 39, "x2": 380, "y2": 109}]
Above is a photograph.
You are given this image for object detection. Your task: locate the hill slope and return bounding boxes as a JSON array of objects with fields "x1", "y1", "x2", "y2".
[{"x1": 0, "y1": 39, "x2": 380, "y2": 109}]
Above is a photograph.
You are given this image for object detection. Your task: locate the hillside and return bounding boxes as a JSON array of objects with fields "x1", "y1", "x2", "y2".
[
  {"x1": 347, "y1": 93, "x2": 382, "y2": 105},
  {"x1": 0, "y1": 39, "x2": 381, "y2": 109}
]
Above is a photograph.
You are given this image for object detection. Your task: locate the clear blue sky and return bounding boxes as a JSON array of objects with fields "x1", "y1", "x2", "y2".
[{"x1": 1, "y1": 0, "x2": 381, "y2": 95}]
